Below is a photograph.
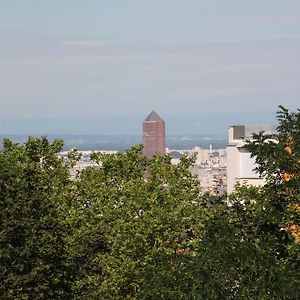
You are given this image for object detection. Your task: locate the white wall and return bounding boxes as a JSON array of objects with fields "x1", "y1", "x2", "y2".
[
  {"x1": 227, "y1": 126, "x2": 266, "y2": 194},
  {"x1": 239, "y1": 151, "x2": 257, "y2": 178}
]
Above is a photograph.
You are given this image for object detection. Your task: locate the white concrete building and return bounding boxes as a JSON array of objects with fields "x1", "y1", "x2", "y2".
[
  {"x1": 194, "y1": 147, "x2": 211, "y2": 164},
  {"x1": 227, "y1": 125, "x2": 277, "y2": 193}
]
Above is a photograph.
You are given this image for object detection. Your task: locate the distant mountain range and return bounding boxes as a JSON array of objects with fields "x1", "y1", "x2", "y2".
[
  {"x1": 0, "y1": 111, "x2": 277, "y2": 136},
  {"x1": 0, "y1": 134, "x2": 227, "y2": 151}
]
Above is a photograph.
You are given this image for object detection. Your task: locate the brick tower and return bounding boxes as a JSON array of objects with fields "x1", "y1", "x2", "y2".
[{"x1": 143, "y1": 110, "x2": 166, "y2": 158}]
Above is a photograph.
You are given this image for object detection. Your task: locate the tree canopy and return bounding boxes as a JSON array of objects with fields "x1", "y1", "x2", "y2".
[{"x1": 0, "y1": 106, "x2": 299, "y2": 299}]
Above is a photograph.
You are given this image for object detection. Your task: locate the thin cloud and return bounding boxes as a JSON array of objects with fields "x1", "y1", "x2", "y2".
[
  {"x1": 61, "y1": 40, "x2": 113, "y2": 47},
  {"x1": 231, "y1": 12, "x2": 300, "y2": 23},
  {"x1": 255, "y1": 13, "x2": 300, "y2": 22}
]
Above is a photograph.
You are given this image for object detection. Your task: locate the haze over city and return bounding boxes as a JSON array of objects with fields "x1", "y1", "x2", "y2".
[{"x1": 1, "y1": 0, "x2": 300, "y2": 134}]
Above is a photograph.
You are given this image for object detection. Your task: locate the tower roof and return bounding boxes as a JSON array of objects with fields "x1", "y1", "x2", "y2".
[{"x1": 144, "y1": 110, "x2": 164, "y2": 122}]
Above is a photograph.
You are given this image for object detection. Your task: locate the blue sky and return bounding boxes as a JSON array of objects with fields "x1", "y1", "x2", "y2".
[{"x1": 0, "y1": 0, "x2": 300, "y2": 134}]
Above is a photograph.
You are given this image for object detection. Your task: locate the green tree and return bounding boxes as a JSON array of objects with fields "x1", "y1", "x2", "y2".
[
  {"x1": 246, "y1": 106, "x2": 300, "y2": 249},
  {"x1": 71, "y1": 146, "x2": 205, "y2": 299},
  {"x1": 194, "y1": 185, "x2": 298, "y2": 299},
  {"x1": 0, "y1": 137, "x2": 72, "y2": 299},
  {"x1": 192, "y1": 106, "x2": 300, "y2": 299}
]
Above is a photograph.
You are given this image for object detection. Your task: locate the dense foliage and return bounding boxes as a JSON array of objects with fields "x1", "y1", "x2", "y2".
[
  {"x1": 0, "y1": 138, "x2": 72, "y2": 299},
  {"x1": 0, "y1": 107, "x2": 299, "y2": 299}
]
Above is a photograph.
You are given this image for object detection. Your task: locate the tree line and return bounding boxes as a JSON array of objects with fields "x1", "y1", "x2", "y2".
[{"x1": 0, "y1": 106, "x2": 299, "y2": 299}]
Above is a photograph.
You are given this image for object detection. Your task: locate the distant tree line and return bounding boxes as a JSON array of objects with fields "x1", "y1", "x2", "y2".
[{"x1": 0, "y1": 106, "x2": 299, "y2": 299}]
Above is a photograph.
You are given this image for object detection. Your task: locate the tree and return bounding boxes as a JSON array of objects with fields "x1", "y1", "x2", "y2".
[
  {"x1": 0, "y1": 140, "x2": 206, "y2": 299},
  {"x1": 246, "y1": 106, "x2": 300, "y2": 249},
  {"x1": 192, "y1": 106, "x2": 300, "y2": 299},
  {"x1": 0, "y1": 137, "x2": 73, "y2": 299},
  {"x1": 71, "y1": 146, "x2": 205, "y2": 299},
  {"x1": 194, "y1": 185, "x2": 299, "y2": 299}
]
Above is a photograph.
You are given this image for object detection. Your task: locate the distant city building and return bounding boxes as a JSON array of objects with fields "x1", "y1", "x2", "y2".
[
  {"x1": 194, "y1": 146, "x2": 211, "y2": 163},
  {"x1": 143, "y1": 111, "x2": 166, "y2": 158},
  {"x1": 227, "y1": 125, "x2": 277, "y2": 193}
]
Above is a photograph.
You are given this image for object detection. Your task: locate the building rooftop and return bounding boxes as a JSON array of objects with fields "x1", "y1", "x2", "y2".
[
  {"x1": 144, "y1": 110, "x2": 164, "y2": 122},
  {"x1": 230, "y1": 125, "x2": 277, "y2": 140}
]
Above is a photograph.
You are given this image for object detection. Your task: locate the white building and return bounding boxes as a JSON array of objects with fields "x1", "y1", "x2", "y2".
[
  {"x1": 227, "y1": 125, "x2": 277, "y2": 193},
  {"x1": 194, "y1": 147, "x2": 211, "y2": 164}
]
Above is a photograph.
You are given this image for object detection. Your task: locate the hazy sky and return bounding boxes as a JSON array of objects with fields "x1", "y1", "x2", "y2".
[{"x1": 1, "y1": 0, "x2": 300, "y2": 133}]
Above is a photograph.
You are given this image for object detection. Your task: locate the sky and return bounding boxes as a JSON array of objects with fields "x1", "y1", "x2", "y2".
[{"x1": 0, "y1": 0, "x2": 300, "y2": 134}]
